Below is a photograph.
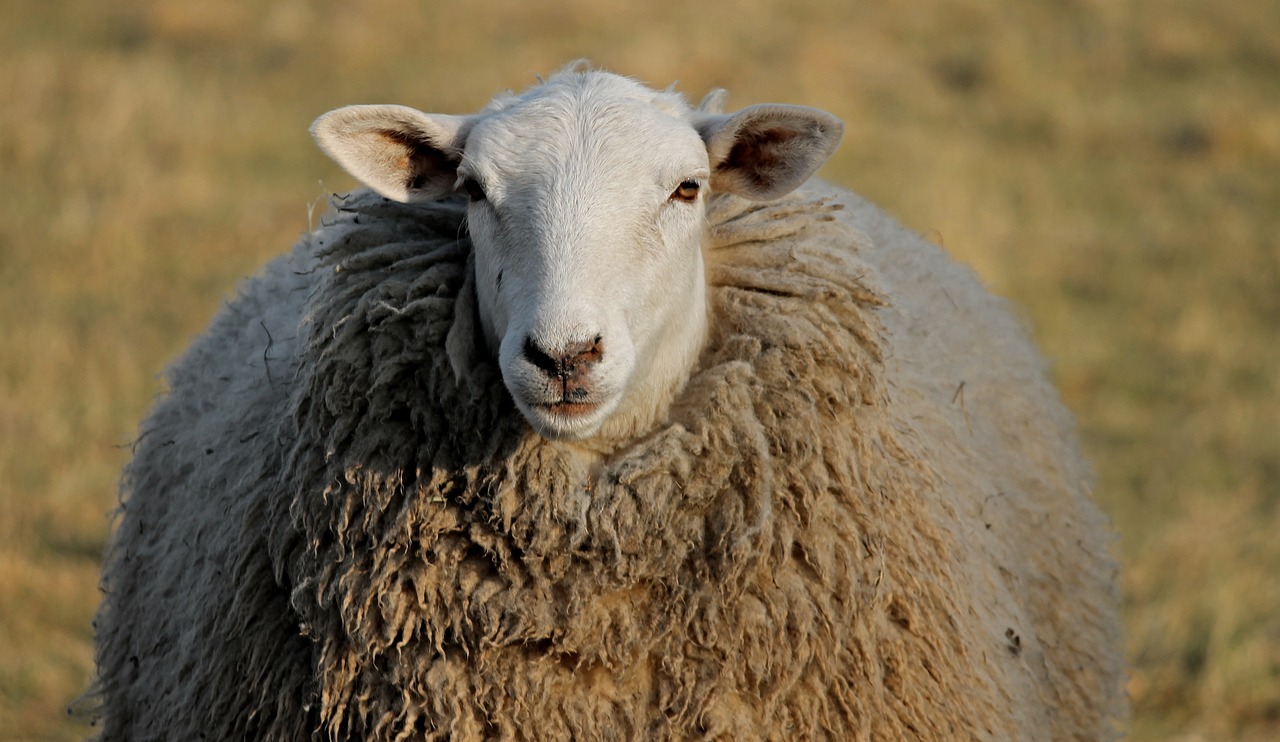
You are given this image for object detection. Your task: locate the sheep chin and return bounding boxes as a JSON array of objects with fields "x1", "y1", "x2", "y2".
[{"x1": 513, "y1": 393, "x2": 622, "y2": 441}]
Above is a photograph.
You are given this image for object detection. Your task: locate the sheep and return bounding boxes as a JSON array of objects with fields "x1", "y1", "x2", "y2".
[{"x1": 88, "y1": 67, "x2": 1127, "y2": 741}]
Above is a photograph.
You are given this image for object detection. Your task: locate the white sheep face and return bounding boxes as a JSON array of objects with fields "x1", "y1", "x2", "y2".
[
  {"x1": 462, "y1": 86, "x2": 712, "y2": 441},
  {"x1": 312, "y1": 70, "x2": 843, "y2": 441}
]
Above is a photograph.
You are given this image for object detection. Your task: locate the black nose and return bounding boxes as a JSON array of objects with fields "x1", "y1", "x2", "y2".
[{"x1": 522, "y1": 336, "x2": 603, "y2": 379}]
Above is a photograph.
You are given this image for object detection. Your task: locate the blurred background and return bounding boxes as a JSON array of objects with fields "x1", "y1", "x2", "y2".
[{"x1": 1, "y1": 0, "x2": 1276, "y2": 739}]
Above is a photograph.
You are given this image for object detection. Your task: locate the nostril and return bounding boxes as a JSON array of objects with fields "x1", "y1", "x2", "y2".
[
  {"x1": 522, "y1": 337, "x2": 560, "y2": 376},
  {"x1": 560, "y1": 337, "x2": 604, "y2": 372},
  {"x1": 571, "y1": 336, "x2": 604, "y2": 367},
  {"x1": 522, "y1": 336, "x2": 605, "y2": 377}
]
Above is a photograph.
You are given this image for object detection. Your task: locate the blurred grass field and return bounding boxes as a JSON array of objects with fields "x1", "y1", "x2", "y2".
[{"x1": 2, "y1": 0, "x2": 1277, "y2": 739}]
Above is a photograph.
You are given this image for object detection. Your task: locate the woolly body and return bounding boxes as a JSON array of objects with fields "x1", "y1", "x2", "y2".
[{"x1": 91, "y1": 72, "x2": 1125, "y2": 741}]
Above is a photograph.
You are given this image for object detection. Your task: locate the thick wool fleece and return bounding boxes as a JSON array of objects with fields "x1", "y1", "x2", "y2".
[{"x1": 90, "y1": 187, "x2": 1125, "y2": 741}]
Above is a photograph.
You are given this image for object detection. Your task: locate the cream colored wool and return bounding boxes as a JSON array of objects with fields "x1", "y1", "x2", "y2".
[{"x1": 90, "y1": 185, "x2": 1125, "y2": 740}]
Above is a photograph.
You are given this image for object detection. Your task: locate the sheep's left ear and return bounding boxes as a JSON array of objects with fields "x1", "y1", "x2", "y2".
[{"x1": 697, "y1": 104, "x2": 844, "y2": 201}]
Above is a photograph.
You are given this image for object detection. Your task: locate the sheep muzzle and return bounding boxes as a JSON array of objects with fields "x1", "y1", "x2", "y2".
[{"x1": 521, "y1": 335, "x2": 604, "y2": 412}]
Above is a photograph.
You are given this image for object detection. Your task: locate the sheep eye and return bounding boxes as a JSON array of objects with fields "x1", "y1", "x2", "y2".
[
  {"x1": 670, "y1": 180, "x2": 700, "y2": 203},
  {"x1": 461, "y1": 177, "x2": 486, "y2": 202}
]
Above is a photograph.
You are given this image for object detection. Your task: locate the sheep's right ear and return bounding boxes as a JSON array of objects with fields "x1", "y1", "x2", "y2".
[{"x1": 311, "y1": 105, "x2": 472, "y2": 203}]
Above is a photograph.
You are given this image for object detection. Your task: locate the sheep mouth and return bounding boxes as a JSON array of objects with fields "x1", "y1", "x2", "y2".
[
  {"x1": 537, "y1": 401, "x2": 601, "y2": 418},
  {"x1": 527, "y1": 383, "x2": 606, "y2": 420},
  {"x1": 503, "y1": 364, "x2": 626, "y2": 440}
]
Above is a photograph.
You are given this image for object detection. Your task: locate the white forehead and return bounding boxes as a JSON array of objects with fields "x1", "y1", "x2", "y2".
[{"x1": 461, "y1": 72, "x2": 708, "y2": 188}]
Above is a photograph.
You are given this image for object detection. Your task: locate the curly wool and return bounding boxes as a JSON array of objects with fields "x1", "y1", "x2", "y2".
[{"x1": 90, "y1": 188, "x2": 1124, "y2": 741}]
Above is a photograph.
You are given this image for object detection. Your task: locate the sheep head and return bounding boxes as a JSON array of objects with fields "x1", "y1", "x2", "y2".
[{"x1": 311, "y1": 70, "x2": 842, "y2": 442}]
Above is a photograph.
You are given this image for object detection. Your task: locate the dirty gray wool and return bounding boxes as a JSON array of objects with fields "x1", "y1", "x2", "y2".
[{"x1": 89, "y1": 187, "x2": 1125, "y2": 741}]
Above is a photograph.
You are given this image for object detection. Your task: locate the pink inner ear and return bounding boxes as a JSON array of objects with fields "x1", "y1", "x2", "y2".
[
  {"x1": 374, "y1": 129, "x2": 457, "y2": 192},
  {"x1": 717, "y1": 126, "x2": 805, "y2": 187}
]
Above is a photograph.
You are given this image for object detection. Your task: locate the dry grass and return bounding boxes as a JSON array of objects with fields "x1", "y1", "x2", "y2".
[{"x1": 2, "y1": 1, "x2": 1277, "y2": 739}]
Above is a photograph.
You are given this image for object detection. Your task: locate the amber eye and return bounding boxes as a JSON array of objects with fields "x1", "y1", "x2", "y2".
[
  {"x1": 461, "y1": 177, "x2": 486, "y2": 202},
  {"x1": 670, "y1": 179, "x2": 700, "y2": 202}
]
